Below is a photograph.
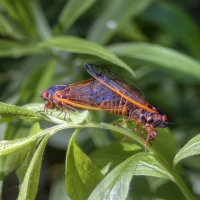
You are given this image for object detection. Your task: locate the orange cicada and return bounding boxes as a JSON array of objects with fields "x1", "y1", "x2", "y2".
[{"x1": 40, "y1": 63, "x2": 168, "y2": 146}]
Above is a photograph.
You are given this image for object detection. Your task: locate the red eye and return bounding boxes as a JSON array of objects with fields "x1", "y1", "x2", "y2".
[
  {"x1": 42, "y1": 91, "x2": 48, "y2": 99},
  {"x1": 162, "y1": 115, "x2": 168, "y2": 122}
]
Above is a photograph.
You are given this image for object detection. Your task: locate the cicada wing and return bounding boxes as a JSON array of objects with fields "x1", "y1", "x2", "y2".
[
  {"x1": 85, "y1": 63, "x2": 155, "y2": 113},
  {"x1": 56, "y1": 79, "x2": 128, "y2": 112}
]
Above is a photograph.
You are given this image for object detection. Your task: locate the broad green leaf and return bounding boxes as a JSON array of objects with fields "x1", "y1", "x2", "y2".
[
  {"x1": 66, "y1": 129, "x2": 103, "y2": 200},
  {"x1": 108, "y1": 43, "x2": 200, "y2": 79},
  {"x1": 135, "y1": 154, "x2": 173, "y2": 179},
  {"x1": 18, "y1": 134, "x2": 50, "y2": 200},
  {"x1": 88, "y1": 153, "x2": 144, "y2": 200},
  {"x1": 16, "y1": 59, "x2": 55, "y2": 105},
  {"x1": 39, "y1": 36, "x2": 134, "y2": 76},
  {"x1": 174, "y1": 134, "x2": 200, "y2": 166},
  {"x1": 0, "y1": 39, "x2": 43, "y2": 58},
  {"x1": 0, "y1": 102, "x2": 45, "y2": 122},
  {"x1": 87, "y1": 0, "x2": 153, "y2": 44},
  {"x1": 54, "y1": 0, "x2": 96, "y2": 34}
]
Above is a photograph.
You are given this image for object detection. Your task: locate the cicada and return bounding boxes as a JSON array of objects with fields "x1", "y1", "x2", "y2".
[{"x1": 40, "y1": 63, "x2": 168, "y2": 147}]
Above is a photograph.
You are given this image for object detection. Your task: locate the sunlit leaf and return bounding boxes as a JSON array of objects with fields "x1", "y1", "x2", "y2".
[
  {"x1": 39, "y1": 36, "x2": 134, "y2": 76},
  {"x1": 18, "y1": 134, "x2": 50, "y2": 200},
  {"x1": 135, "y1": 153, "x2": 173, "y2": 179},
  {"x1": 108, "y1": 43, "x2": 200, "y2": 78},
  {"x1": 88, "y1": 153, "x2": 144, "y2": 200},
  {"x1": 16, "y1": 123, "x2": 41, "y2": 183}
]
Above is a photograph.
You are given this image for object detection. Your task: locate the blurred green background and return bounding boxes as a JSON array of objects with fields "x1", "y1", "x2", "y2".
[{"x1": 0, "y1": 0, "x2": 200, "y2": 199}]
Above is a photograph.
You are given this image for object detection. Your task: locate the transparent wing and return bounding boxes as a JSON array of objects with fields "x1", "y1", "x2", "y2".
[{"x1": 85, "y1": 63, "x2": 156, "y2": 113}]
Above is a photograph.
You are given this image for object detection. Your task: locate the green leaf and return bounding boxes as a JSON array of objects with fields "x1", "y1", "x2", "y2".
[
  {"x1": 18, "y1": 134, "x2": 50, "y2": 200},
  {"x1": 0, "y1": 123, "x2": 69, "y2": 157},
  {"x1": 135, "y1": 153, "x2": 173, "y2": 179},
  {"x1": 0, "y1": 39, "x2": 43, "y2": 58},
  {"x1": 39, "y1": 36, "x2": 134, "y2": 76},
  {"x1": 54, "y1": 0, "x2": 96, "y2": 34},
  {"x1": 108, "y1": 43, "x2": 200, "y2": 78},
  {"x1": 88, "y1": 153, "x2": 144, "y2": 200},
  {"x1": 66, "y1": 129, "x2": 103, "y2": 200},
  {"x1": 173, "y1": 134, "x2": 200, "y2": 166},
  {"x1": 0, "y1": 122, "x2": 38, "y2": 178},
  {"x1": 1, "y1": 0, "x2": 38, "y2": 39},
  {"x1": 29, "y1": 0, "x2": 52, "y2": 40},
  {"x1": 0, "y1": 102, "x2": 45, "y2": 122},
  {"x1": 0, "y1": 13, "x2": 27, "y2": 40},
  {"x1": 87, "y1": 0, "x2": 153, "y2": 44},
  {"x1": 16, "y1": 123, "x2": 41, "y2": 183}
]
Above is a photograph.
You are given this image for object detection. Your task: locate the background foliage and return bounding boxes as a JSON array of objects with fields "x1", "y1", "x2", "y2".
[{"x1": 0, "y1": 0, "x2": 200, "y2": 199}]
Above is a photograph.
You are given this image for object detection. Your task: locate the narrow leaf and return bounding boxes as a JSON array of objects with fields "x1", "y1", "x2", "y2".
[
  {"x1": 0, "y1": 39, "x2": 43, "y2": 58},
  {"x1": 16, "y1": 123, "x2": 41, "y2": 183},
  {"x1": 54, "y1": 0, "x2": 96, "y2": 34},
  {"x1": 108, "y1": 43, "x2": 200, "y2": 78},
  {"x1": 29, "y1": 0, "x2": 52, "y2": 40},
  {"x1": 39, "y1": 36, "x2": 134, "y2": 76},
  {"x1": 18, "y1": 134, "x2": 50, "y2": 200}
]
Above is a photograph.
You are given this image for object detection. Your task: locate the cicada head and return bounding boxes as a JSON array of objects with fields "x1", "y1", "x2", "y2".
[
  {"x1": 41, "y1": 85, "x2": 68, "y2": 101},
  {"x1": 152, "y1": 113, "x2": 168, "y2": 128},
  {"x1": 40, "y1": 85, "x2": 68, "y2": 112}
]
